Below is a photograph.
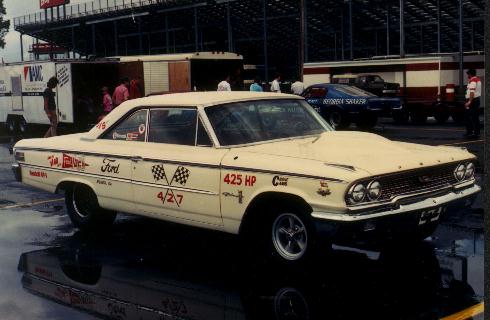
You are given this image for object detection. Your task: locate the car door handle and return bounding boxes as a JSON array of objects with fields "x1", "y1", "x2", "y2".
[{"x1": 130, "y1": 156, "x2": 143, "y2": 162}]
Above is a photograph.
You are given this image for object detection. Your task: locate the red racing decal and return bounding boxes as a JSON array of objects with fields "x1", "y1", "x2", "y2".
[
  {"x1": 157, "y1": 191, "x2": 184, "y2": 206},
  {"x1": 96, "y1": 121, "x2": 107, "y2": 130},
  {"x1": 223, "y1": 173, "x2": 256, "y2": 187},
  {"x1": 29, "y1": 170, "x2": 47, "y2": 178},
  {"x1": 62, "y1": 153, "x2": 89, "y2": 171}
]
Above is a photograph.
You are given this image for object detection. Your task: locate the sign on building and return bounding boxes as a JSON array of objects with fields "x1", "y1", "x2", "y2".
[{"x1": 40, "y1": 0, "x2": 70, "y2": 10}]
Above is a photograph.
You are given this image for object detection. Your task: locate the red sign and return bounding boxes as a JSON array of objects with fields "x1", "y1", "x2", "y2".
[{"x1": 40, "y1": 0, "x2": 70, "y2": 9}]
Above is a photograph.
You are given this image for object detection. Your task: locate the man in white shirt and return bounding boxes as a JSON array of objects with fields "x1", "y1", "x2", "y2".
[
  {"x1": 464, "y1": 68, "x2": 481, "y2": 138},
  {"x1": 291, "y1": 80, "x2": 305, "y2": 95},
  {"x1": 270, "y1": 74, "x2": 281, "y2": 93},
  {"x1": 217, "y1": 76, "x2": 231, "y2": 91}
]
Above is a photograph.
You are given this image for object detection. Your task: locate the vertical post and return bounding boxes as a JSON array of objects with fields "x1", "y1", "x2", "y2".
[
  {"x1": 63, "y1": 4, "x2": 66, "y2": 19},
  {"x1": 92, "y1": 24, "x2": 96, "y2": 56},
  {"x1": 114, "y1": 20, "x2": 119, "y2": 56},
  {"x1": 226, "y1": 3, "x2": 232, "y2": 52},
  {"x1": 299, "y1": 0, "x2": 305, "y2": 80},
  {"x1": 375, "y1": 31, "x2": 378, "y2": 56},
  {"x1": 386, "y1": 7, "x2": 390, "y2": 55},
  {"x1": 304, "y1": 0, "x2": 308, "y2": 63},
  {"x1": 471, "y1": 21, "x2": 474, "y2": 51},
  {"x1": 420, "y1": 25, "x2": 423, "y2": 53},
  {"x1": 194, "y1": 8, "x2": 198, "y2": 51},
  {"x1": 262, "y1": 0, "x2": 269, "y2": 83},
  {"x1": 399, "y1": 0, "x2": 405, "y2": 57},
  {"x1": 341, "y1": 10, "x2": 344, "y2": 60},
  {"x1": 57, "y1": 6, "x2": 60, "y2": 20},
  {"x1": 349, "y1": 0, "x2": 353, "y2": 60},
  {"x1": 20, "y1": 34, "x2": 24, "y2": 62},
  {"x1": 50, "y1": 7, "x2": 54, "y2": 21},
  {"x1": 334, "y1": 32, "x2": 338, "y2": 60},
  {"x1": 138, "y1": 18, "x2": 143, "y2": 54},
  {"x1": 44, "y1": 8, "x2": 47, "y2": 23},
  {"x1": 458, "y1": 0, "x2": 463, "y2": 91},
  {"x1": 437, "y1": 0, "x2": 441, "y2": 53},
  {"x1": 72, "y1": 27, "x2": 76, "y2": 58},
  {"x1": 165, "y1": 14, "x2": 169, "y2": 53}
]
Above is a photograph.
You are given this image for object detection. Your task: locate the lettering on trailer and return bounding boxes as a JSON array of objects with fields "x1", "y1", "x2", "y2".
[
  {"x1": 223, "y1": 173, "x2": 256, "y2": 187},
  {"x1": 151, "y1": 164, "x2": 191, "y2": 207},
  {"x1": 56, "y1": 65, "x2": 70, "y2": 88},
  {"x1": 23, "y1": 65, "x2": 43, "y2": 82}
]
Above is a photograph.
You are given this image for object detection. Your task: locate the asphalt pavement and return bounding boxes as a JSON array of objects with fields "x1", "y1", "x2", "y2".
[{"x1": 0, "y1": 118, "x2": 484, "y2": 320}]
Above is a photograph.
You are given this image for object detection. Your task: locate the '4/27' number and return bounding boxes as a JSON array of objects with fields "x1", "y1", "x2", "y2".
[{"x1": 157, "y1": 191, "x2": 183, "y2": 205}]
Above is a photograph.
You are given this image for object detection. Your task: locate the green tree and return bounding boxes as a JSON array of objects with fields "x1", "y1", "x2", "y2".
[{"x1": 0, "y1": 0, "x2": 9, "y2": 49}]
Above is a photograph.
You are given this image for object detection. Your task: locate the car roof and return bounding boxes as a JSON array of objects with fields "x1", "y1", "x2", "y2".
[
  {"x1": 87, "y1": 91, "x2": 302, "y2": 138},
  {"x1": 306, "y1": 83, "x2": 341, "y2": 89}
]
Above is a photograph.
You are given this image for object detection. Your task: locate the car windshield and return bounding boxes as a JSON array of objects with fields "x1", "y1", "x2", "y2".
[
  {"x1": 334, "y1": 85, "x2": 376, "y2": 97},
  {"x1": 205, "y1": 99, "x2": 331, "y2": 146}
]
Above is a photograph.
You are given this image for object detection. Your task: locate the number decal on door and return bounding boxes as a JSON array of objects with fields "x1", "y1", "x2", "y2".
[{"x1": 157, "y1": 191, "x2": 184, "y2": 206}]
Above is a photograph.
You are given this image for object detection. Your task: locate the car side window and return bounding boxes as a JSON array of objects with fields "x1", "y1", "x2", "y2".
[
  {"x1": 148, "y1": 108, "x2": 197, "y2": 146},
  {"x1": 102, "y1": 109, "x2": 148, "y2": 141},
  {"x1": 197, "y1": 118, "x2": 213, "y2": 147},
  {"x1": 305, "y1": 87, "x2": 327, "y2": 98}
]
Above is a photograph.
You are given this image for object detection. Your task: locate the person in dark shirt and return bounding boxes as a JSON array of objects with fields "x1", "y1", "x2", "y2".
[{"x1": 43, "y1": 77, "x2": 59, "y2": 138}]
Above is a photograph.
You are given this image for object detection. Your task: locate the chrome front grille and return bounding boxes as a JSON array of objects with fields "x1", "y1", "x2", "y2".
[{"x1": 377, "y1": 163, "x2": 458, "y2": 201}]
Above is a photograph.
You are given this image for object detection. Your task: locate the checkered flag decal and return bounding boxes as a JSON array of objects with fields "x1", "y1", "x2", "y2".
[
  {"x1": 173, "y1": 166, "x2": 190, "y2": 186},
  {"x1": 152, "y1": 164, "x2": 167, "y2": 182}
]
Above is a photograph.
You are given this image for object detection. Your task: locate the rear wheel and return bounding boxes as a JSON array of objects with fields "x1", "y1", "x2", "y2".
[
  {"x1": 325, "y1": 107, "x2": 350, "y2": 129},
  {"x1": 6, "y1": 118, "x2": 16, "y2": 134},
  {"x1": 434, "y1": 113, "x2": 449, "y2": 124},
  {"x1": 393, "y1": 110, "x2": 409, "y2": 124},
  {"x1": 410, "y1": 111, "x2": 427, "y2": 125},
  {"x1": 65, "y1": 183, "x2": 116, "y2": 230},
  {"x1": 18, "y1": 118, "x2": 27, "y2": 134}
]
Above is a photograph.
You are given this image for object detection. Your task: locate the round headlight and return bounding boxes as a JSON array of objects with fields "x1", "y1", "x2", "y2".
[
  {"x1": 348, "y1": 183, "x2": 366, "y2": 203},
  {"x1": 454, "y1": 163, "x2": 466, "y2": 181},
  {"x1": 367, "y1": 180, "x2": 382, "y2": 200},
  {"x1": 464, "y1": 163, "x2": 475, "y2": 179}
]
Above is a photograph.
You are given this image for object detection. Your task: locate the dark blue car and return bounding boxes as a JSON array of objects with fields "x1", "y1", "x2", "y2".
[{"x1": 302, "y1": 84, "x2": 402, "y2": 129}]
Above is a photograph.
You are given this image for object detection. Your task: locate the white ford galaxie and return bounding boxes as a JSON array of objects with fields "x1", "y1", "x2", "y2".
[{"x1": 12, "y1": 92, "x2": 480, "y2": 263}]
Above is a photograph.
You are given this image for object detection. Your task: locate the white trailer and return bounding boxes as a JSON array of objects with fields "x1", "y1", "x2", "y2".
[
  {"x1": 0, "y1": 60, "x2": 120, "y2": 133},
  {"x1": 304, "y1": 53, "x2": 484, "y2": 123},
  {"x1": 0, "y1": 52, "x2": 244, "y2": 133}
]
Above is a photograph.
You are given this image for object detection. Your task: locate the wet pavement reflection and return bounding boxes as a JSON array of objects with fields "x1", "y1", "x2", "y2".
[{"x1": 16, "y1": 212, "x2": 483, "y2": 320}]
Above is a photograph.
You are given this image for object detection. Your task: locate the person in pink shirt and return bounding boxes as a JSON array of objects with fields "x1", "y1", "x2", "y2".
[
  {"x1": 112, "y1": 78, "x2": 129, "y2": 108},
  {"x1": 102, "y1": 86, "x2": 113, "y2": 113}
]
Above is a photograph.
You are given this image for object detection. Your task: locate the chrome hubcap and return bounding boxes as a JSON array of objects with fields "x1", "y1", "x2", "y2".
[
  {"x1": 72, "y1": 185, "x2": 93, "y2": 218},
  {"x1": 272, "y1": 213, "x2": 308, "y2": 261}
]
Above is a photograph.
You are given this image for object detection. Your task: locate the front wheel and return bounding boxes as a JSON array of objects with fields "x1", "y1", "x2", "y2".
[
  {"x1": 65, "y1": 183, "x2": 116, "y2": 230},
  {"x1": 356, "y1": 113, "x2": 378, "y2": 129}
]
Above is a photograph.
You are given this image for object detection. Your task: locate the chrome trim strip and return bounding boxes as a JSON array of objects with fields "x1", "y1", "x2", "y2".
[
  {"x1": 324, "y1": 163, "x2": 356, "y2": 172},
  {"x1": 16, "y1": 148, "x2": 346, "y2": 183},
  {"x1": 21, "y1": 164, "x2": 218, "y2": 196},
  {"x1": 312, "y1": 184, "x2": 480, "y2": 222}
]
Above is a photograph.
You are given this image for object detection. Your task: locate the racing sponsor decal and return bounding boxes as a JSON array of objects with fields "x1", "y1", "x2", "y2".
[
  {"x1": 112, "y1": 132, "x2": 126, "y2": 140},
  {"x1": 317, "y1": 180, "x2": 331, "y2": 197},
  {"x1": 48, "y1": 153, "x2": 88, "y2": 171},
  {"x1": 323, "y1": 98, "x2": 367, "y2": 105},
  {"x1": 34, "y1": 266, "x2": 53, "y2": 279},
  {"x1": 138, "y1": 124, "x2": 146, "y2": 135},
  {"x1": 223, "y1": 173, "x2": 256, "y2": 187},
  {"x1": 24, "y1": 65, "x2": 43, "y2": 82},
  {"x1": 151, "y1": 164, "x2": 191, "y2": 207},
  {"x1": 126, "y1": 132, "x2": 139, "y2": 141},
  {"x1": 96, "y1": 121, "x2": 107, "y2": 130},
  {"x1": 100, "y1": 158, "x2": 120, "y2": 174},
  {"x1": 29, "y1": 170, "x2": 47, "y2": 178},
  {"x1": 272, "y1": 175, "x2": 288, "y2": 186}
]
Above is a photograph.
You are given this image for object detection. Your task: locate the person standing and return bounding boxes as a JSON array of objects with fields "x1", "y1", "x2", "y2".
[
  {"x1": 43, "y1": 77, "x2": 59, "y2": 138},
  {"x1": 129, "y1": 77, "x2": 143, "y2": 99},
  {"x1": 249, "y1": 77, "x2": 263, "y2": 92},
  {"x1": 112, "y1": 78, "x2": 130, "y2": 108},
  {"x1": 102, "y1": 87, "x2": 113, "y2": 113},
  {"x1": 464, "y1": 69, "x2": 481, "y2": 138},
  {"x1": 270, "y1": 73, "x2": 282, "y2": 93},
  {"x1": 291, "y1": 79, "x2": 305, "y2": 95},
  {"x1": 217, "y1": 76, "x2": 231, "y2": 91}
]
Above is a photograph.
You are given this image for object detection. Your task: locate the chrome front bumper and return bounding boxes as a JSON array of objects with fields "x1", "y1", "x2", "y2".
[{"x1": 311, "y1": 184, "x2": 480, "y2": 222}]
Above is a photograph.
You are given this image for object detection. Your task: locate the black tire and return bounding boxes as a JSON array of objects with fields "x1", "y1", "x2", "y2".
[
  {"x1": 410, "y1": 111, "x2": 427, "y2": 125},
  {"x1": 65, "y1": 183, "x2": 116, "y2": 231},
  {"x1": 325, "y1": 107, "x2": 350, "y2": 130},
  {"x1": 18, "y1": 118, "x2": 27, "y2": 134},
  {"x1": 6, "y1": 118, "x2": 16, "y2": 134},
  {"x1": 356, "y1": 113, "x2": 378, "y2": 129},
  {"x1": 260, "y1": 202, "x2": 325, "y2": 265},
  {"x1": 434, "y1": 113, "x2": 449, "y2": 124},
  {"x1": 451, "y1": 112, "x2": 465, "y2": 124},
  {"x1": 392, "y1": 110, "x2": 409, "y2": 124}
]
